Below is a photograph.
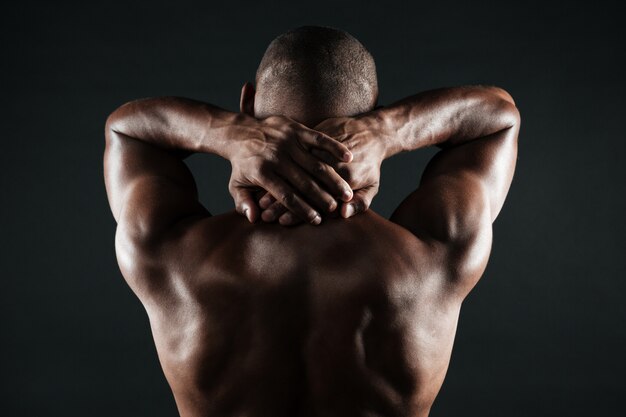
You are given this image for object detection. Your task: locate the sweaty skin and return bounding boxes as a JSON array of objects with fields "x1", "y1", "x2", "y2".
[{"x1": 104, "y1": 86, "x2": 520, "y2": 417}]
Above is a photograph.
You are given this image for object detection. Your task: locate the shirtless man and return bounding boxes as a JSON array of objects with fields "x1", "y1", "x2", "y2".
[{"x1": 104, "y1": 26, "x2": 520, "y2": 417}]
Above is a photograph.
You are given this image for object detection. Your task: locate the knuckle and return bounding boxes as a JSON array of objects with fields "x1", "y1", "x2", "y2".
[
  {"x1": 279, "y1": 192, "x2": 296, "y2": 206},
  {"x1": 311, "y1": 134, "x2": 322, "y2": 144}
]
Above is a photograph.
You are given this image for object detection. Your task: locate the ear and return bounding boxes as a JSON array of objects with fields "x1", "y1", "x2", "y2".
[{"x1": 239, "y1": 81, "x2": 256, "y2": 116}]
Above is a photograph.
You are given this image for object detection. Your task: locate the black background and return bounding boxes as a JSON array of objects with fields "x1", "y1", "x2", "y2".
[{"x1": 2, "y1": 1, "x2": 624, "y2": 416}]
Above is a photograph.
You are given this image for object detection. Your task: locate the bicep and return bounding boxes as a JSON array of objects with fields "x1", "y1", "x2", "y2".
[
  {"x1": 390, "y1": 123, "x2": 519, "y2": 246},
  {"x1": 390, "y1": 145, "x2": 508, "y2": 295}
]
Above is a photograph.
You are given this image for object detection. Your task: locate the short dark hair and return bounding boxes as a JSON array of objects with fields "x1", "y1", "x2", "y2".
[{"x1": 255, "y1": 26, "x2": 378, "y2": 121}]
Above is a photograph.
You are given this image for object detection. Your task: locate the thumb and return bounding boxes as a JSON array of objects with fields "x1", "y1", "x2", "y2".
[
  {"x1": 231, "y1": 187, "x2": 260, "y2": 223},
  {"x1": 341, "y1": 186, "x2": 378, "y2": 218}
]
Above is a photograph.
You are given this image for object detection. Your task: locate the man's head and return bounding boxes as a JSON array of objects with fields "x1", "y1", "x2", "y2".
[{"x1": 240, "y1": 26, "x2": 378, "y2": 127}]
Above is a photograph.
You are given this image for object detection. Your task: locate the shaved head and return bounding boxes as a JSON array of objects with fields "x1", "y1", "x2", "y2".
[{"x1": 253, "y1": 26, "x2": 378, "y2": 126}]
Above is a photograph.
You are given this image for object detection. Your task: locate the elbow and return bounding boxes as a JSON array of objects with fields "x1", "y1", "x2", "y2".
[
  {"x1": 476, "y1": 85, "x2": 521, "y2": 130},
  {"x1": 502, "y1": 100, "x2": 520, "y2": 130},
  {"x1": 486, "y1": 85, "x2": 516, "y2": 106},
  {"x1": 489, "y1": 87, "x2": 520, "y2": 130},
  {"x1": 104, "y1": 114, "x2": 115, "y2": 146},
  {"x1": 104, "y1": 100, "x2": 136, "y2": 139},
  {"x1": 104, "y1": 114, "x2": 122, "y2": 149},
  {"x1": 104, "y1": 109, "x2": 122, "y2": 142},
  {"x1": 104, "y1": 113, "x2": 117, "y2": 139}
]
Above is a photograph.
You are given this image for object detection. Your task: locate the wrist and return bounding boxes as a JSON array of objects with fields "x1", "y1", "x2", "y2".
[
  {"x1": 365, "y1": 106, "x2": 402, "y2": 160},
  {"x1": 219, "y1": 112, "x2": 260, "y2": 161}
]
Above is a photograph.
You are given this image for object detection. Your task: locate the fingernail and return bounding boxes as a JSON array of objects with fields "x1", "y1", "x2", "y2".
[
  {"x1": 342, "y1": 189, "x2": 353, "y2": 201},
  {"x1": 264, "y1": 210, "x2": 275, "y2": 221},
  {"x1": 244, "y1": 208, "x2": 251, "y2": 222},
  {"x1": 345, "y1": 204, "x2": 355, "y2": 218},
  {"x1": 343, "y1": 151, "x2": 352, "y2": 162},
  {"x1": 328, "y1": 200, "x2": 337, "y2": 212},
  {"x1": 311, "y1": 214, "x2": 322, "y2": 225}
]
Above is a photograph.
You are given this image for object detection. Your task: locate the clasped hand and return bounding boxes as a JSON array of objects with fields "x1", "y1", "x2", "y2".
[{"x1": 228, "y1": 114, "x2": 385, "y2": 226}]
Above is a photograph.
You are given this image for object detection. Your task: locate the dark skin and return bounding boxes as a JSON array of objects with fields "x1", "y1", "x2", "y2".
[{"x1": 104, "y1": 85, "x2": 519, "y2": 417}]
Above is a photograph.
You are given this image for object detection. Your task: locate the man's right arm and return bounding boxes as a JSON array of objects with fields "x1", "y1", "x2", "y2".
[{"x1": 383, "y1": 86, "x2": 520, "y2": 292}]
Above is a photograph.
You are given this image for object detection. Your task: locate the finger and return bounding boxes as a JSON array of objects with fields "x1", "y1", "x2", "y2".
[
  {"x1": 290, "y1": 150, "x2": 353, "y2": 203},
  {"x1": 231, "y1": 187, "x2": 260, "y2": 223},
  {"x1": 254, "y1": 189, "x2": 268, "y2": 202},
  {"x1": 259, "y1": 192, "x2": 276, "y2": 209},
  {"x1": 341, "y1": 185, "x2": 378, "y2": 218},
  {"x1": 261, "y1": 173, "x2": 322, "y2": 225},
  {"x1": 301, "y1": 130, "x2": 353, "y2": 162},
  {"x1": 261, "y1": 200, "x2": 288, "y2": 222},
  {"x1": 277, "y1": 161, "x2": 339, "y2": 213},
  {"x1": 278, "y1": 211, "x2": 305, "y2": 226},
  {"x1": 311, "y1": 148, "x2": 339, "y2": 167}
]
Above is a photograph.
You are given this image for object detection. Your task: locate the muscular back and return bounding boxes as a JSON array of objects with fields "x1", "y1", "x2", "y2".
[
  {"x1": 118, "y1": 209, "x2": 483, "y2": 417},
  {"x1": 105, "y1": 87, "x2": 518, "y2": 417}
]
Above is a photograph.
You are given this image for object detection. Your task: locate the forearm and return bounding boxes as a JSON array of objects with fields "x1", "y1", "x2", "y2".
[
  {"x1": 374, "y1": 86, "x2": 519, "y2": 158},
  {"x1": 105, "y1": 96, "x2": 252, "y2": 159}
]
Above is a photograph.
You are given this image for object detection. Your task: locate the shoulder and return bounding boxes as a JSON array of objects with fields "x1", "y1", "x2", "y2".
[{"x1": 114, "y1": 212, "x2": 226, "y2": 301}]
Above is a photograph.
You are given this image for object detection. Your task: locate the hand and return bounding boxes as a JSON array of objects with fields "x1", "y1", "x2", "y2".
[
  {"x1": 227, "y1": 114, "x2": 354, "y2": 225},
  {"x1": 258, "y1": 113, "x2": 388, "y2": 225}
]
